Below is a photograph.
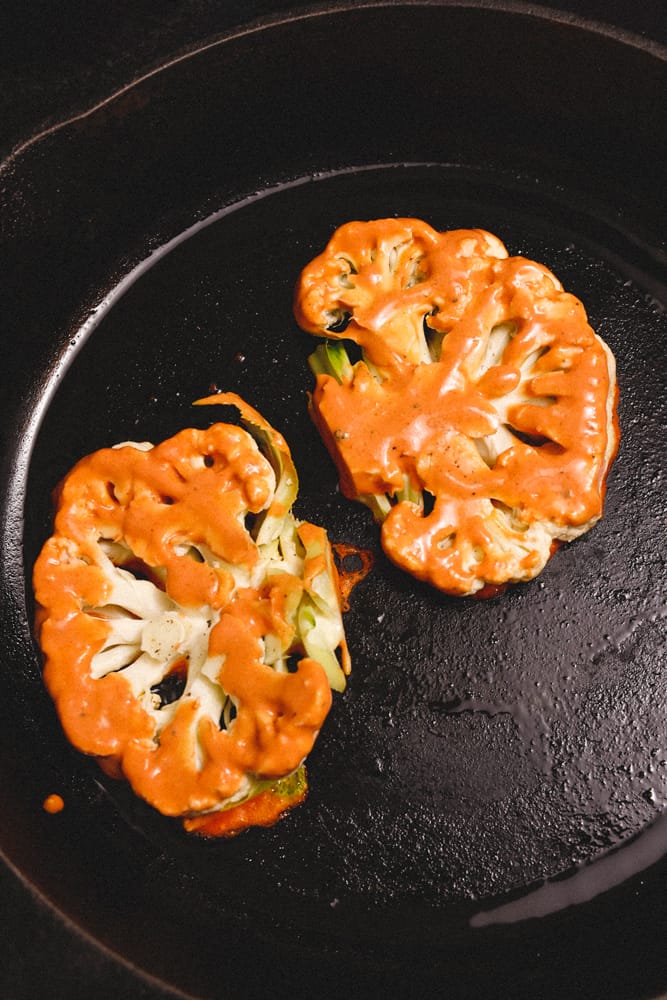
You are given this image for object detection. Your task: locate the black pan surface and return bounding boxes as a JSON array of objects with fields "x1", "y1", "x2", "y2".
[{"x1": 1, "y1": 3, "x2": 666, "y2": 998}]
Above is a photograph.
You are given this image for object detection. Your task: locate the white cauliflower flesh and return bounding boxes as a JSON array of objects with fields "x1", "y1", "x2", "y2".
[{"x1": 34, "y1": 393, "x2": 350, "y2": 830}]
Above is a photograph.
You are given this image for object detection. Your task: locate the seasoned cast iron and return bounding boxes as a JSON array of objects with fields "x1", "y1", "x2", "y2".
[{"x1": 1, "y1": 3, "x2": 665, "y2": 997}]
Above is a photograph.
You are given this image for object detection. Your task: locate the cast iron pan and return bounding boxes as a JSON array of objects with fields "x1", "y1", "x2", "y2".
[{"x1": 1, "y1": 3, "x2": 666, "y2": 997}]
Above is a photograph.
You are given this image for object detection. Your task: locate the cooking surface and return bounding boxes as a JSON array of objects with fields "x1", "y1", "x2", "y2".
[
  {"x1": 1, "y1": 3, "x2": 666, "y2": 998},
  {"x1": 22, "y1": 169, "x2": 667, "y2": 900}
]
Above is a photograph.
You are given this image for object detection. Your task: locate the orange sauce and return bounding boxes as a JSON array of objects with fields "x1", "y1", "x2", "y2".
[
  {"x1": 333, "y1": 543, "x2": 375, "y2": 611},
  {"x1": 43, "y1": 793, "x2": 64, "y2": 814}
]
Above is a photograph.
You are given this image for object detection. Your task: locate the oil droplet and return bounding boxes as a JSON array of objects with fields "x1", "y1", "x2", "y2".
[{"x1": 43, "y1": 793, "x2": 64, "y2": 814}]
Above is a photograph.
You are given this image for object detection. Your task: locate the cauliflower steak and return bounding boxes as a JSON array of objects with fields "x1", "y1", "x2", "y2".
[
  {"x1": 295, "y1": 219, "x2": 619, "y2": 597},
  {"x1": 34, "y1": 393, "x2": 350, "y2": 835}
]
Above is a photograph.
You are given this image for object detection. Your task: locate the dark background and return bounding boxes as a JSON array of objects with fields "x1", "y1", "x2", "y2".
[{"x1": 1, "y1": 3, "x2": 665, "y2": 998}]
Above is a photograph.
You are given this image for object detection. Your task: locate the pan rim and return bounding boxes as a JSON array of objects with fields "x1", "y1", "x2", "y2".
[
  {"x1": 1, "y1": 0, "x2": 665, "y2": 166},
  {"x1": 1, "y1": 4, "x2": 666, "y2": 997}
]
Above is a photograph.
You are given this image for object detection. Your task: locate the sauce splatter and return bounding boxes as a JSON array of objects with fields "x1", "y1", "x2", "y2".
[
  {"x1": 43, "y1": 793, "x2": 64, "y2": 814},
  {"x1": 333, "y1": 543, "x2": 375, "y2": 610}
]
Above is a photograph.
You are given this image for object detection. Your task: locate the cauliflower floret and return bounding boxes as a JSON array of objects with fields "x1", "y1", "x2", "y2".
[
  {"x1": 295, "y1": 220, "x2": 619, "y2": 597},
  {"x1": 34, "y1": 393, "x2": 350, "y2": 832},
  {"x1": 294, "y1": 218, "x2": 508, "y2": 374}
]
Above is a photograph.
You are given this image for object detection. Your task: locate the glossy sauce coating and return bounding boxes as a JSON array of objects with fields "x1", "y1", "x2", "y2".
[
  {"x1": 34, "y1": 397, "x2": 347, "y2": 827},
  {"x1": 296, "y1": 219, "x2": 619, "y2": 596}
]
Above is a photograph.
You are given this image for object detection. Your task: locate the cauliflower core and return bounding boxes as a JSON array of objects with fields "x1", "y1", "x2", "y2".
[
  {"x1": 295, "y1": 219, "x2": 619, "y2": 597},
  {"x1": 34, "y1": 393, "x2": 350, "y2": 832}
]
